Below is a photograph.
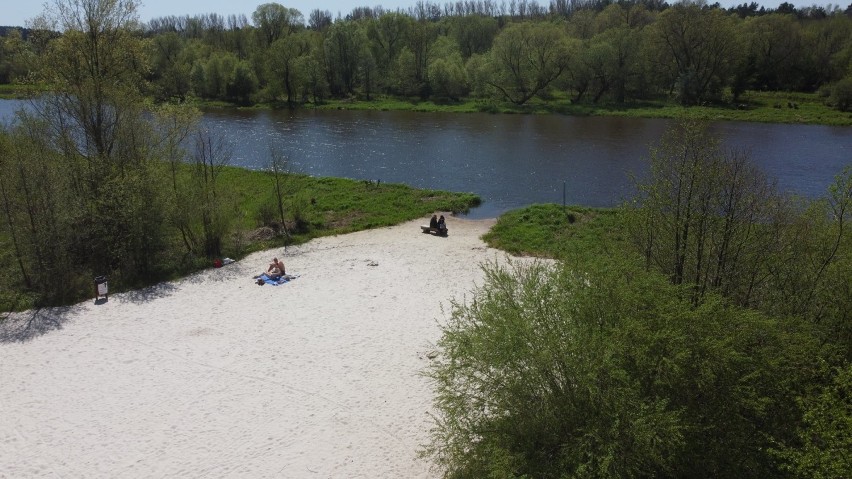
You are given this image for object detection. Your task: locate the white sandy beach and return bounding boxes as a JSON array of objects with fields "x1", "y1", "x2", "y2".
[{"x1": 0, "y1": 215, "x2": 525, "y2": 478}]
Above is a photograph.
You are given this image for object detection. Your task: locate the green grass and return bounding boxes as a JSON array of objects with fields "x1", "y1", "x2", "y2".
[
  {"x1": 482, "y1": 203, "x2": 629, "y2": 259},
  {"x1": 5, "y1": 84, "x2": 849, "y2": 125},
  {"x1": 219, "y1": 167, "x2": 480, "y2": 241},
  {"x1": 305, "y1": 91, "x2": 852, "y2": 126},
  {"x1": 0, "y1": 83, "x2": 48, "y2": 99}
]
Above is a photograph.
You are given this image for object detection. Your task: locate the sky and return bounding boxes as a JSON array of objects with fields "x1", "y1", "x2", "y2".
[{"x1": 2, "y1": 0, "x2": 837, "y2": 28}]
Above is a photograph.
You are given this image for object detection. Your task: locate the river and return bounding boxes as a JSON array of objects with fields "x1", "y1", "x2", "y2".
[{"x1": 2, "y1": 99, "x2": 849, "y2": 218}]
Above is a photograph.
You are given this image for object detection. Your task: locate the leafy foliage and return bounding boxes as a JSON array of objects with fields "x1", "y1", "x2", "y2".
[
  {"x1": 427, "y1": 258, "x2": 821, "y2": 478},
  {"x1": 7, "y1": 1, "x2": 850, "y2": 114},
  {"x1": 777, "y1": 365, "x2": 852, "y2": 479}
]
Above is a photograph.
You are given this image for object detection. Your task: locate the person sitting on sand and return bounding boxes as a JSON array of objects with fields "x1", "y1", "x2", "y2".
[
  {"x1": 269, "y1": 258, "x2": 285, "y2": 278},
  {"x1": 437, "y1": 215, "x2": 447, "y2": 234},
  {"x1": 429, "y1": 214, "x2": 438, "y2": 229},
  {"x1": 256, "y1": 257, "x2": 285, "y2": 279}
]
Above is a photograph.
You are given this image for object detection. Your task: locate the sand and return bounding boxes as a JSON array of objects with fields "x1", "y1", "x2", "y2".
[{"x1": 0, "y1": 215, "x2": 524, "y2": 478}]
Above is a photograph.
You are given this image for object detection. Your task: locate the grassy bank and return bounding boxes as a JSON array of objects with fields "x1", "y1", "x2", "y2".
[
  {"x1": 482, "y1": 203, "x2": 629, "y2": 259},
  {"x1": 221, "y1": 167, "x2": 480, "y2": 244},
  {"x1": 309, "y1": 91, "x2": 852, "y2": 126},
  {"x1": 0, "y1": 167, "x2": 480, "y2": 312},
  {"x1": 6, "y1": 85, "x2": 848, "y2": 125},
  {"x1": 0, "y1": 84, "x2": 48, "y2": 99}
]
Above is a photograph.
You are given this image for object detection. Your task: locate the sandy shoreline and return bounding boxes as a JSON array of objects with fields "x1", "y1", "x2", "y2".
[{"x1": 0, "y1": 215, "x2": 524, "y2": 478}]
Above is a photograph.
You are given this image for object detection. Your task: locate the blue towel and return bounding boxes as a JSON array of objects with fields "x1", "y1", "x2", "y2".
[{"x1": 259, "y1": 273, "x2": 298, "y2": 286}]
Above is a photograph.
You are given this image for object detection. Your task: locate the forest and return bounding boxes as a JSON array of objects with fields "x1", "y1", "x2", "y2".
[{"x1": 1, "y1": 0, "x2": 852, "y2": 110}]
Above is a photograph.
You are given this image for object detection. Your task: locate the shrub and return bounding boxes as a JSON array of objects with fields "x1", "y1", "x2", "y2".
[
  {"x1": 426, "y1": 258, "x2": 819, "y2": 478},
  {"x1": 830, "y1": 76, "x2": 852, "y2": 112},
  {"x1": 256, "y1": 200, "x2": 277, "y2": 227}
]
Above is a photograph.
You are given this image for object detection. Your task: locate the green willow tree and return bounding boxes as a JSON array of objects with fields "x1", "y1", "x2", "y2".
[
  {"x1": 427, "y1": 36, "x2": 468, "y2": 100},
  {"x1": 148, "y1": 31, "x2": 192, "y2": 101},
  {"x1": 652, "y1": 5, "x2": 742, "y2": 104},
  {"x1": 251, "y1": 3, "x2": 303, "y2": 47},
  {"x1": 484, "y1": 21, "x2": 574, "y2": 105},
  {"x1": 267, "y1": 31, "x2": 312, "y2": 106},
  {"x1": 324, "y1": 21, "x2": 367, "y2": 96},
  {"x1": 366, "y1": 12, "x2": 412, "y2": 93},
  {"x1": 743, "y1": 14, "x2": 804, "y2": 91}
]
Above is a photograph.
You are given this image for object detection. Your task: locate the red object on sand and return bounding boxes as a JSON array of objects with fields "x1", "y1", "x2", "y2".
[{"x1": 213, "y1": 259, "x2": 223, "y2": 268}]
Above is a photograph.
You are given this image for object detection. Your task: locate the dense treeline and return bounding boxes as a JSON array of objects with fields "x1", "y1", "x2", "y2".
[
  {"x1": 429, "y1": 122, "x2": 851, "y2": 477},
  {"x1": 1, "y1": 0, "x2": 851, "y2": 109}
]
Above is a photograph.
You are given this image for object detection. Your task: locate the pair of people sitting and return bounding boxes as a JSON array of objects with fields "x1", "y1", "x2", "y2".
[{"x1": 429, "y1": 214, "x2": 447, "y2": 234}]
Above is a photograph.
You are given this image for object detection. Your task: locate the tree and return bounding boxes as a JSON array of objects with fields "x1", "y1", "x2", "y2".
[
  {"x1": 201, "y1": 52, "x2": 237, "y2": 99},
  {"x1": 266, "y1": 145, "x2": 291, "y2": 231},
  {"x1": 626, "y1": 121, "x2": 852, "y2": 358},
  {"x1": 296, "y1": 31, "x2": 330, "y2": 103},
  {"x1": 626, "y1": 120, "x2": 782, "y2": 305},
  {"x1": 485, "y1": 22, "x2": 573, "y2": 105},
  {"x1": 799, "y1": 16, "x2": 852, "y2": 90},
  {"x1": 366, "y1": 11, "x2": 411, "y2": 83},
  {"x1": 307, "y1": 9, "x2": 332, "y2": 31},
  {"x1": 3, "y1": 0, "x2": 231, "y2": 302},
  {"x1": 406, "y1": 20, "x2": 437, "y2": 95},
  {"x1": 393, "y1": 47, "x2": 420, "y2": 96},
  {"x1": 324, "y1": 21, "x2": 366, "y2": 95},
  {"x1": 251, "y1": 3, "x2": 303, "y2": 47},
  {"x1": 39, "y1": 0, "x2": 149, "y2": 160},
  {"x1": 0, "y1": 28, "x2": 32, "y2": 84},
  {"x1": 600, "y1": 27, "x2": 645, "y2": 103},
  {"x1": 762, "y1": 166, "x2": 852, "y2": 346},
  {"x1": 171, "y1": 130, "x2": 235, "y2": 258},
  {"x1": 427, "y1": 37, "x2": 468, "y2": 100},
  {"x1": 227, "y1": 59, "x2": 257, "y2": 104},
  {"x1": 267, "y1": 31, "x2": 311, "y2": 106},
  {"x1": 148, "y1": 32, "x2": 192, "y2": 100},
  {"x1": 426, "y1": 260, "x2": 686, "y2": 478},
  {"x1": 831, "y1": 75, "x2": 852, "y2": 111},
  {"x1": 594, "y1": 3, "x2": 628, "y2": 33},
  {"x1": 652, "y1": 5, "x2": 741, "y2": 104},
  {"x1": 776, "y1": 2, "x2": 800, "y2": 16},
  {"x1": 428, "y1": 59, "x2": 467, "y2": 100},
  {"x1": 742, "y1": 14, "x2": 803, "y2": 91},
  {"x1": 0, "y1": 124, "x2": 73, "y2": 297},
  {"x1": 33, "y1": 0, "x2": 173, "y2": 281},
  {"x1": 445, "y1": 14, "x2": 498, "y2": 59}
]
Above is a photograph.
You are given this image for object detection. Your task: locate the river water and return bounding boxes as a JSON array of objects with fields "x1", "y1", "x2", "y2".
[{"x1": 2, "y1": 100, "x2": 849, "y2": 218}]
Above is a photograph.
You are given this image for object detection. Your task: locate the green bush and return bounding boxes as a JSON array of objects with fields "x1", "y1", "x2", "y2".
[
  {"x1": 256, "y1": 199, "x2": 277, "y2": 227},
  {"x1": 426, "y1": 258, "x2": 820, "y2": 478},
  {"x1": 776, "y1": 365, "x2": 852, "y2": 478},
  {"x1": 831, "y1": 76, "x2": 852, "y2": 112}
]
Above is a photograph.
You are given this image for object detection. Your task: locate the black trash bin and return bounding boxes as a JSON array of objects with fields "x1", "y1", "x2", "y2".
[{"x1": 94, "y1": 275, "x2": 108, "y2": 300}]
